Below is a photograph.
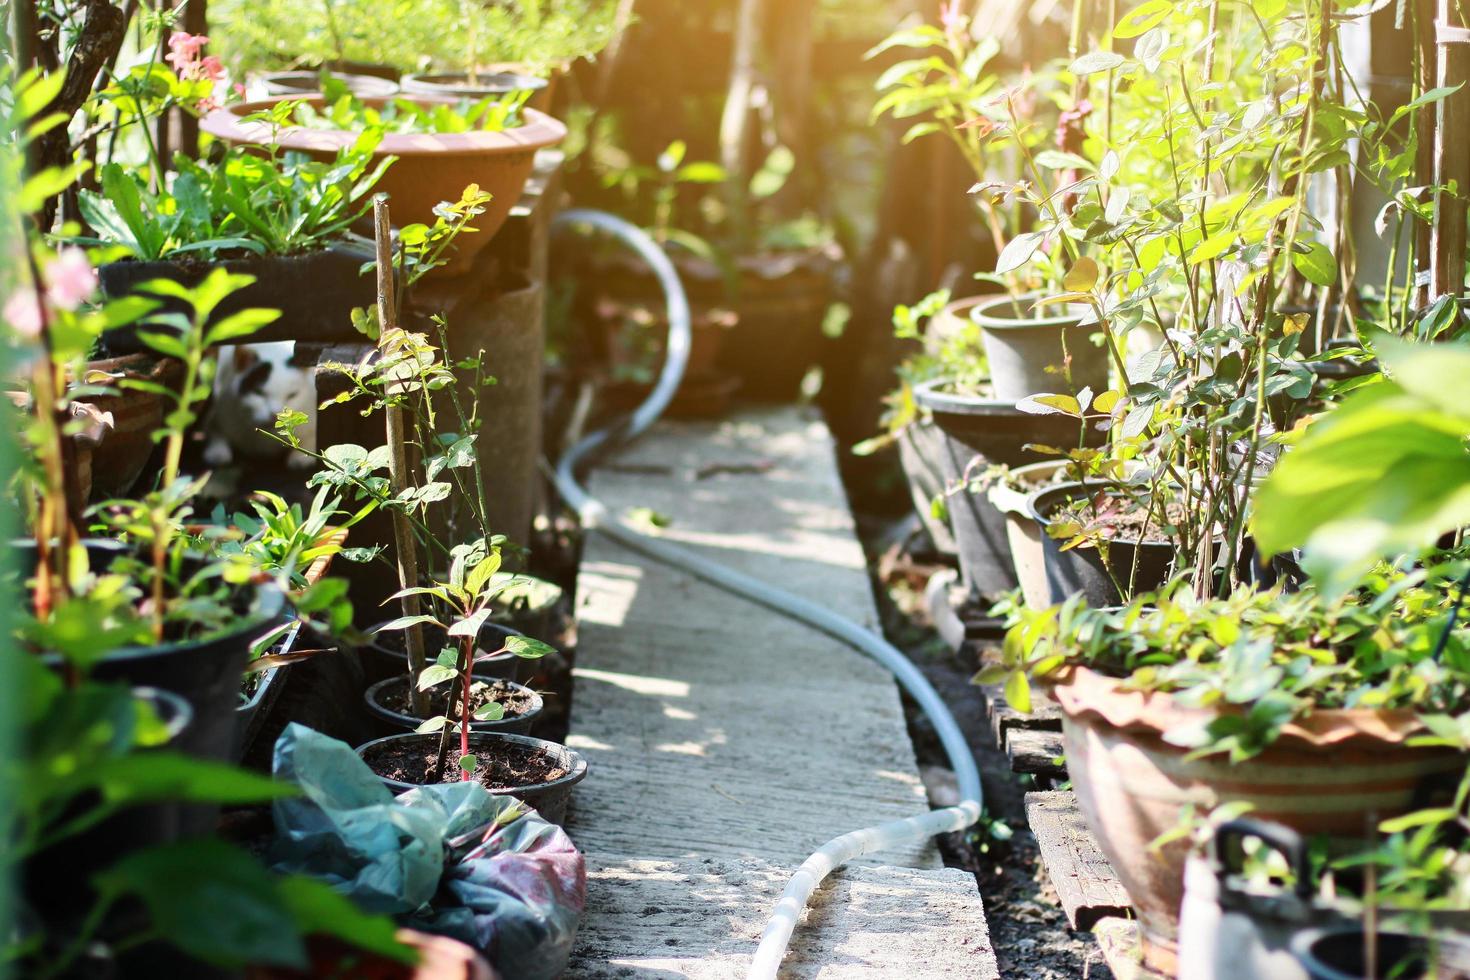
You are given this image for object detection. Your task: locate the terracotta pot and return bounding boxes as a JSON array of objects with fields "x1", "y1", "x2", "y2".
[
  {"x1": 201, "y1": 97, "x2": 566, "y2": 276},
  {"x1": 1049, "y1": 665, "x2": 1468, "y2": 974}
]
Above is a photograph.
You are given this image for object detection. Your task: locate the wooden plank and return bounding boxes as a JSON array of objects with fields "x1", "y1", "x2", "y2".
[
  {"x1": 1024, "y1": 790, "x2": 1132, "y2": 931},
  {"x1": 1006, "y1": 727, "x2": 1066, "y2": 777},
  {"x1": 973, "y1": 673, "x2": 1062, "y2": 751},
  {"x1": 1093, "y1": 917, "x2": 1171, "y2": 980}
]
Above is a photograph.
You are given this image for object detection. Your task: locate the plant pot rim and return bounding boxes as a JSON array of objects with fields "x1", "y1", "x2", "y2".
[
  {"x1": 363, "y1": 675, "x2": 544, "y2": 731},
  {"x1": 136, "y1": 685, "x2": 193, "y2": 739},
  {"x1": 31, "y1": 565, "x2": 288, "y2": 668},
  {"x1": 911, "y1": 376, "x2": 1035, "y2": 416},
  {"x1": 970, "y1": 290, "x2": 1089, "y2": 330},
  {"x1": 258, "y1": 70, "x2": 400, "y2": 97},
  {"x1": 355, "y1": 730, "x2": 588, "y2": 795},
  {"x1": 988, "y1": 459, "x2": 1071, "y2": 515},
  {"x1": 402, "y1": 71, "x2": 549, "y2": 92},
  {"x1": 201, "y1": 96, "x2": 567, "y2": 158},
  {"x1": 1047, "y1": 664, "x2": 1447, "y2": 750}
]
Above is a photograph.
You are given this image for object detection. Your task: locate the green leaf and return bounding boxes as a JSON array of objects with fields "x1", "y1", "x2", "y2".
[
  {"x1": 1070, "y1": 51, "x2": 1126, "y2": 75},
  {"x1": 1113, "y1": 0, "x2": 1172, "y2": 38},
  {"x1": 205, "y1": 308, "x2": 281, "y2": 346},
  {"x1": 94, "y1": 840, "x2": 307, "y2": 968},
  {"x1": 458, "y1": 753, "x2": 478, "y2": 773},
  {"x1": 996, "y1": 231, "x2": 1047, "y2": 275},
  {"x1": 1004, "y1": 670, "x2": 1032, "y2": 714},
  {"x1": 273, "y1": 877, "x2": 414, "y2": 964},
  {"x1": 417, "y1": 664, "x2": 459, "y2": 690},
  {"x1": 504, "y1": 635, "x2": 555, "y2": 660},
  {"x1": 1292, "y1": 240, "x2": 1337, "y2": 287}
]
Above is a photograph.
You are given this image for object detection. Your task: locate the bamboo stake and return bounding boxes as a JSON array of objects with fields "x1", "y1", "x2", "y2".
[{"x1": 373, "y1": 195, "x2": 430, "y2": 718}]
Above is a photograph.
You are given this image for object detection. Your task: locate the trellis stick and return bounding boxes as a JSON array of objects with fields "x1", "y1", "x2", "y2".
[
  {"x1": 373, "y1": 195, "x2": 430, "y2": 718},
  {"x1": 1431, "y1": 2, "x2": 1470, "y2": 301}
]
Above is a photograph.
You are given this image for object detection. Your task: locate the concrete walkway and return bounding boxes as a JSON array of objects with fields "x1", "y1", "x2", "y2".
[{"x1": 563, "y1": 407, "x2": 996, "y2": 978}]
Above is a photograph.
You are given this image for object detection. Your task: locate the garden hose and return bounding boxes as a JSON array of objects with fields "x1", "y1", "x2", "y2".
[{"x1": 548, "y1": 209, "x2": 984, "y2": 979}]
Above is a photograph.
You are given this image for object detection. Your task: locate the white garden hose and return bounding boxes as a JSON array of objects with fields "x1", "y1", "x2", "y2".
[{"x1": 549, "y1": 210, "x2": 984, "y2": 979}]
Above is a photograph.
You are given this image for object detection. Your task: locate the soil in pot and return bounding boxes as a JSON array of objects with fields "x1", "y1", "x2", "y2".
[
  {"x1": 1031, "y1": 482, "x2": 1183, "y2": 605},
  {"x1": 375, "y1": 676, "x2": 539, "y2": 721},
  {"x1": 361, "y1": 736, "x2": 569, "y2": 790}
]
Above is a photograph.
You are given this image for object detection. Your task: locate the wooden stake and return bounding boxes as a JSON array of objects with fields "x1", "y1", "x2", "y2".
[{"x1": 373, "y1": 195, "x2": 431, "y2": 718}]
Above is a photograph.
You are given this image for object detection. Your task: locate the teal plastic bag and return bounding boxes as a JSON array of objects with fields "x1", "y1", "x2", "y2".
[{"x1": 269, "y1": 724, "x2": 585, "y2": 979}]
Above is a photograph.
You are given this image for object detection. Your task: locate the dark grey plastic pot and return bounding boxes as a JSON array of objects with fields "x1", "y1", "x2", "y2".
[
  {"x1": 987, "y1": 460, "x2": 1068, "y2": 609},
  {"x1": 362, "y1": 676, "x2": 542, "y2": 738},
  {"x1": 22, "y1": 540, "x2": 287, "y2": 766},
  {"x1": 896, "y1": 418, "x2": 958, "y2": 556},
  {"x1": 356, "y1": 732, "x2": 588, "y2": 826},
  {"x1": 1290, "y1": 926, "x2": 1448, "y2": 980},
  {"x1": 259, "y1": 70, "x2": 399, "y2": 98},
  {"x1": 400, "y1": 71, "x2": 548, "y2": 100},
  {"x1": 971, "y1": 292, "x2": 1110, "y2": 402},
  {"x1": 1027, "y1": 482, "x2": 1178, "y2": 606},
  {"x1": 488, "y1": 573, "x2": 564, "y2": 644},
  {"x1": 97, "y1": 245, "x2": 380, "y2": 352},
  {"x1": 913, "y1": 379, "x2": 1104, "y2": 604},
  {"x1": 361, "y1": 621, "x2": 533, "y2": 686}
]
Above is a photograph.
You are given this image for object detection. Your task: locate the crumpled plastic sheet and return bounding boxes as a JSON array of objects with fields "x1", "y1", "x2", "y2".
[{"x1": 269, "y1": 723, "x2": 586, "y2": 980}]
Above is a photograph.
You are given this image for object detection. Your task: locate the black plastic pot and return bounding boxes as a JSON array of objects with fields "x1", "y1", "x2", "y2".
[
  {"x1": 363, "y1": 676, "x2": 543, "y2": 738},
  {"x1": 236, "y1": 619, "x2": 301, "y2": 759},
  {"x1": 23, "y1": 687, "x2": 192, "y2": 918},
  {"x1": 1027, "y1": 482, "x2": 1179, "y2": 606},
  {"x1": 97, "y1": 244, "x2": 380, "y2": 352},
  {"x1": 1290, "y1": 926, "x2": 1447, "y2": 980},
  {"x1": 913, "y1": 379, "x2": 1105, "y2": 604},
  {"x1": 355, "y1": 732, "x2": 588, "y2": 825},
  {"x1": 896, "y1": 417, "x2": 958, "y2": 556},
  {"x1": 361, "y1": 621, "x2": 535, "y2": 686},
  {"x1": 22, "y1": 541, "x2": 287, "y2": 765}
]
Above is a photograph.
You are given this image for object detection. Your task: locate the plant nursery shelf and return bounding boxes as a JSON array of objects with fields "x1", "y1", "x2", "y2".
[{"x1": 972, "y1": 670, "x2": 1063, "y2": 751}]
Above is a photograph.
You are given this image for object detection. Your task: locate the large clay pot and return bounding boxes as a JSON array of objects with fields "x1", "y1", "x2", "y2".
[
  {"x1": 1049, "y1": 665, "x2": 1468, "y2": 975},
  {"x1": 202, "y1": 97, "x2": 566, "y2": 276}
]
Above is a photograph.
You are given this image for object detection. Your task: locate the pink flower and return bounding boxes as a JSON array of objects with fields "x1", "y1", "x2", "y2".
[
  {"x1": 45, "y1": 247, "x2": 97, "y2": 311},
  {"x1": 196, "y1": 55, "x2": 225, "y2": 82},
  {"x1": 233, "y1": 82, "x2": 247, "y2": 98},
  {"x1": 167, "y1": 31, "x2": 207, "y2": 62},
  {"x1": 4, "y1": 288, "x2": 44, "y2": 337}
]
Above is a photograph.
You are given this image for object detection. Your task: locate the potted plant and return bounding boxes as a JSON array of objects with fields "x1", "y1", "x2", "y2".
[
  {"x1": 870, "y1": 10, "x2": 1111, "y2": 403},
  {"x1": 201, "y1": 85, "x2": 566, "y2": 275},
  {"x1": 987, "y1": 578, "x2": 1470, "y2": 971}
]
